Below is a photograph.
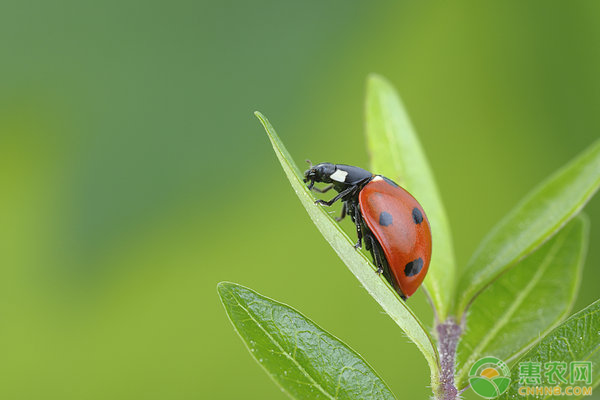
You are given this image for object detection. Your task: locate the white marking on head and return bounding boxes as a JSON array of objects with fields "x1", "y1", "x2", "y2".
[
  {"x1": 330, "y1": 169, "x2": 348, "y2": 182},
  {"x1": 372, "y1": 176, "x2": 384, "y2": 182}
]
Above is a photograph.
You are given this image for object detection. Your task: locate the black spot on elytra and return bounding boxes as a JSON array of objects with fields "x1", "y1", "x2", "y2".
[
  {"x1": 404, "y1": 258, "x2": 424, "y2": 277},
  {"x1": 412, "y1": 208, "x2": 423, "y2": 224},
  {"x1": 379, "y1": 211, "x2": 393, "y2": 226},
  {"x1": 382, "y1": 176, "x2": 399, "y2": 187}
]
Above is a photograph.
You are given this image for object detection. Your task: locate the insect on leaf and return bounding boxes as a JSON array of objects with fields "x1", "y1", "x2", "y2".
[{"x1": 255, "y1": 111, "x2": 441, "y2": 391}]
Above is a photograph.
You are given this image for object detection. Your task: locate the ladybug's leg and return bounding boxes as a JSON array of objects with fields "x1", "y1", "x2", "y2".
[
  {"x1": 315, "y1": 185, "x2": 356, "y2": 207},
  {"x1": 367, "y1": 234, "x2": 385, "y2": 275},
  {"x1": 335, "y1": 203, "x2": 347, "y2": 222},
  {"x1": 310, "y1": 184, "x2": 333, "y2": 193},
  {"x1": 352, "y1": 204, "x2": 363, "y2": 249},
  {"x1": 367, "y1": 238, "x2": 407, "y2": 300},
  {"x1": 364, "y1": 230, "x2": 372, "y2": 251}
]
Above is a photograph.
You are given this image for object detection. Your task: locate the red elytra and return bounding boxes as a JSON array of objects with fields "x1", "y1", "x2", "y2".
[
  {"x1": 358, "y1": 177, "x2": 432, "y2": 298},
  {"x1": 303, "y1": 162, "x2": 432, "y2": 300}
]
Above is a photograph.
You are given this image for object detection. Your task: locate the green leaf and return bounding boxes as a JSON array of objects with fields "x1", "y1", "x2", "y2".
[
  {"x1": 218, "y1": 282, "x2": 397, "y2": 400},
  {"x1": 255, "y1": 111, "x2": 441, "y2": 393},
  {"x1": 455, "y1": 139, "x2": 600, "y2": 316},
  {"x1": 497, "y1": 298, "x2": 600, "y2": 399},
  {"x1": 455, "y1": 215, "x2": 588, "y2": 388},
  {"x1": 365, "y1": 74, "x2": 456, "y2": 321}
]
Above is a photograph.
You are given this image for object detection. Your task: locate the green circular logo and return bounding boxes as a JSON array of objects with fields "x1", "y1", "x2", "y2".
[{"x1": 469, "y1": 357, "x2": 511, "y2": 399}]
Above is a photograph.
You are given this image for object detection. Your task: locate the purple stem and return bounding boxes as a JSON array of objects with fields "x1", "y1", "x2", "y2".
[{"x1": 436, "y1": 319, "x2": 462, "y2": 400}]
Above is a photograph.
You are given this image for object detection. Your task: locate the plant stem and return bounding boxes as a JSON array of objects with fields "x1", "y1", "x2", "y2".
[{"x1": 436, "y1": 318, "x2": 462, "y2": 400}]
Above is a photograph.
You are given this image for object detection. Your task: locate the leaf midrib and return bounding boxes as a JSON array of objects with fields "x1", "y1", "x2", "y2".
[{"x1": 231, "y1": 292, "x2": 337, "y2": 400}]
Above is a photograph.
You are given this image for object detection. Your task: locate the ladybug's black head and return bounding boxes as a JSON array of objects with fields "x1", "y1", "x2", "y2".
[
  {"x1": 304, "y1": 162, "x2": 336, "y2": 189},
  {"x1": 304, "y1": 162, "x2": 373, "y2": 190}
]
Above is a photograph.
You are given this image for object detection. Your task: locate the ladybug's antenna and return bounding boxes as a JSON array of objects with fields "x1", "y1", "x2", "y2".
[{"x1": 305, "y1": 159, "x2": 313, "y2": 168}]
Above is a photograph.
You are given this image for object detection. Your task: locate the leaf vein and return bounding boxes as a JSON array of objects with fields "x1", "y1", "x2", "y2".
[{"x1": 231, "y1": 293, "x2": 336, "y2": 400}]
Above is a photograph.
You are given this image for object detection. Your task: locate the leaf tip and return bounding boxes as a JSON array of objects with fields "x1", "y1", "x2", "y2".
[
  {"x1": 367, "y1": 73, "x2": 393, "y2": 90},
  {"x1": 216, "y1": 281, "x2": 235, "y2": 297},
  {"x1": 254, "y1": 111, "x2": 269, "y2": 125},
  {"x1": 253, "y1": 111, "x2": 272, "y2": 137},
  {"x1": 367, "y1": 72, "x2": 385, "y2": 82}
]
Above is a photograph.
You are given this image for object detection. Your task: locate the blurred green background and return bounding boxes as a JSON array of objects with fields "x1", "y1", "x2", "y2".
[{"x1": 1, "y1": 1, "x2": 599, "y2": 399}]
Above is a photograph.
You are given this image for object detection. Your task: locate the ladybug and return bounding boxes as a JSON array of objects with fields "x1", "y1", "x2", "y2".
[{"x1": 304, "y1": 162, "x2": 431, "y2": 300}]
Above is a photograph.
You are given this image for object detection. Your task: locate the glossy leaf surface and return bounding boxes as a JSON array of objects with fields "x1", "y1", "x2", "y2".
[
  {"x1": 456, "y1": 216, "x2": 588, "y2": 387},
  {"x1": 218, "y1": 282, "x2": 397, "y2": 400},
  {"x1": 498, "y1": 299, "x2": 600, "y2": 399}
]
